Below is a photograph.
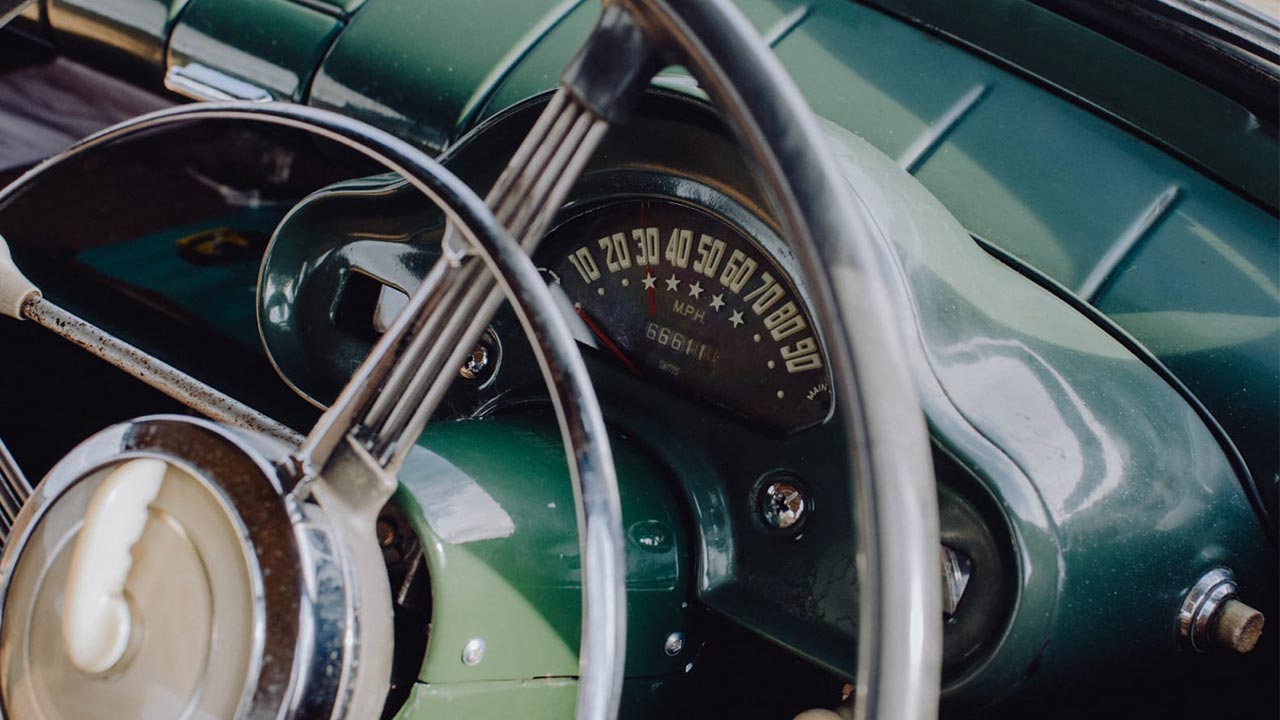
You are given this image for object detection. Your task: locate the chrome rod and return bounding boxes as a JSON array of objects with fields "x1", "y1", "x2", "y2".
[
  {"x1": 22, "y1": 299, "x2": 304, "y2": 447},
  {"x1": 0, "y1": 436, "x2": 29, "y2": 542},
  {"x1": 0, "y1": 437, "x2": 29, "y2": 501},
  {"x1": 380, "y1": 107, "x2": 607, "y2": 470},
  {"x1": 359, "y1": 89, "x2": 580, "y2": 436},
  {"x1": 353, "y1": 90, "x2": 607, "y2": 471}
]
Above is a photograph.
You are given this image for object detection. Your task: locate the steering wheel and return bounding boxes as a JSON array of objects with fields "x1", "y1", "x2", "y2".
[{"x1": 0, "y1": 1, "x2": 940, "y2": 719}]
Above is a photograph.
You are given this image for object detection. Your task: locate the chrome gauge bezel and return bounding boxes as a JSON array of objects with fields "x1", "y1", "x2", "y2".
[{"x1": 544, "y1": 169, "x2": 836, "y2": 434}]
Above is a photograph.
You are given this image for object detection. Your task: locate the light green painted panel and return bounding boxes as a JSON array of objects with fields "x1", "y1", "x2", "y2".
[{"x1": 397, "y1": 414, "x2": 692, "y2": 684}]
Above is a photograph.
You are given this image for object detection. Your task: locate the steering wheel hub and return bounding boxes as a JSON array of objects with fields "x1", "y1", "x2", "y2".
[{"x1": 0, "y1": 416, "x2": 357, "y2": 719}]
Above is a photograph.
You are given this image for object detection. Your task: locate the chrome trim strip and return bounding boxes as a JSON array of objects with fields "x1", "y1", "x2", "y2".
[{"x1": 164, "y1": 63, "x2": 273, "y2": 103}]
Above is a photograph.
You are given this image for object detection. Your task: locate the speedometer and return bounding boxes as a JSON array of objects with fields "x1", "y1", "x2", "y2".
[{"x1": 539, "y1": 199, "x2": 833, "y2": 433}]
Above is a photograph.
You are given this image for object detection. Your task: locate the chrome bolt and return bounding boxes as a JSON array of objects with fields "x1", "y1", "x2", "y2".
[
  {"x1": 760, "y1": 479, "x2": 807, "y2": 531},
  {"x1": 458, "y1": 345, "x2": 489, "y2": 380},
  {"x1": 663, "y1": 631, "x2": 685, "y2": 657},
  {"x1": 940, "y1": 545, "x2": 974, "y2": 619},
  {"x1": 461, "y1": 638, "x2": 486, "y2": 666}
]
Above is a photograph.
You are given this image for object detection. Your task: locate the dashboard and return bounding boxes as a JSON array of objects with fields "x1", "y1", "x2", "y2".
[{"x1": 0, "y1": 15, "x2": 1273, "y2": 714}]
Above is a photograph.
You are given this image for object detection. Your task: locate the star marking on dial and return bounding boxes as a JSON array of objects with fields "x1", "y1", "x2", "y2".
[
  {"x1": 729, "y1": 310, "x2": 745, "y2": 328},
  {"x1": 688, "y1": 281, "x2": 704, "y2": 299},
  {"x1": 709, "y1": 293, "x2": 725, "y2": 311},
  {"x1": 641, "y1": 275, "x2": 656, "y2": 290},
  {"x1": 665, "y1": 275, "x2": 681, "y2": 292}
]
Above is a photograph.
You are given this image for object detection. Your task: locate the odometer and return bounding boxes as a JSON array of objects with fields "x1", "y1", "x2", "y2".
[{"x1": 539, "y1": 199, "x2": 833, "y2": 433}]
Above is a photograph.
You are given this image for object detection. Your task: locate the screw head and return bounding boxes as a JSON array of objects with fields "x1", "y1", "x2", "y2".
[
  {"x1": 461, "y1": 638, "x2": 486, "y2": 666},
  {"x1": 458, "y1": 345, "x2": 489, "y2": 380},
  {"x1": 663, "y1": 632, "x2": 685, "y2": 657},
  {"x1": 760, "y1": 479, "x2": 807, "y2": 531}
]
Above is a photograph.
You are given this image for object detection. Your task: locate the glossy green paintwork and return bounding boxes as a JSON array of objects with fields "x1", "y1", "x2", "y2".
[
  {"x1": 297, "y1": 0, "x2": 366, "y2": 18},
  {"x1": 397, "y1": 414, "x2": 691, "y2": 683},
  {"x1": 46, "y1": 0, "x2": 194, "y2": 84},
  {"x1": 3, "y1": 0, "x2": 1276, "y2": 712},
  {"x1": 816, "y1": 118, "x2": 1270, "y2": 704},
  {"x1": 257, "y1": 173, "x2": 444, "y2": 405},
  {"x1": 445, "y1": 0, "x2": 1280, "y2": 526},
  {"x1": 301, "y1": 0, "x2": 1280, "y2": 518},
  {"x1": 766, "y1": 0, "x2": 1278, "y2": 523},
  {"x1": 393, "y1": 676, "x2": 684, "y2": 720},
  {"x1": 169, "y1": 0, "x2": 342, "y2": 101},
  {"x1": 863, "y1": 0, "x2": 1278, "y2": 210},
  {"x1": 309, "y1": 0, "x2": 585, "y2": 151}
]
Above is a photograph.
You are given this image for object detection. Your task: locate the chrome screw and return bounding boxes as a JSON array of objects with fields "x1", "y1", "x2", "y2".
[
  {"x1": 458, "y1": 345, "x2": 489, "y2": 380},
  {"x1": 461, "y1": 638, "x2": 486, "y2": 666},
  {"x1": 760, "y1": 479, "x2": 807, "y2": 531},
  {"x1": 663, "y1": 631, "x2": 685, "y2": 657}
]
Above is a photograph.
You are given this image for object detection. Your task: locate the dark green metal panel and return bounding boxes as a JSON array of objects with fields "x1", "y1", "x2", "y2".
[
  {"x1": 47, "y1": 0, "x2": 195, "y2": 84},
  {"x1": 862, "y1": 0, "x2": 1279, "y2": 212},
  {"x1": 463, "y1": 0, "x2": 1279, "y2": 522},
  {"x1": 308, "y1": 0, "x2": 588, "y2": 151},
  {"x1": 168, "y1": 0, "x2": 342, "y2": 101},
  {"x1": 819, "y1": 120, "x2": 1270, "y2": 705},
  {"x1": 1093, "y1": 197, "x2": 1280, "y2": 522},
  {"x1": 293, "y1": 0, "x2": 364, "y2": 18},
  {"x1": 760, "y1": 0, "x2": 1278, "y2": 523},
  {"x1": 396, "y1": 414, "x2": 692, "y2": 683},
  {"x1": 477, "y1": 0, "x2": 803, "y2": 124}
]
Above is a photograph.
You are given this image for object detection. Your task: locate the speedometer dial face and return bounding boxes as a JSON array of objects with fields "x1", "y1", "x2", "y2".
[{"x1": 540, "y1": 199, "x2": 833, "y2": 433}]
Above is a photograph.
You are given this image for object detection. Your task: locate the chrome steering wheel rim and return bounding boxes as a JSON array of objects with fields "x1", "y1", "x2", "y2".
[
  {"x1": 0, "y1": 101, "x2": 627, "y2": 719},
  {"x1": 607, "y1": 2, "x2": 943, "y2": 717}
]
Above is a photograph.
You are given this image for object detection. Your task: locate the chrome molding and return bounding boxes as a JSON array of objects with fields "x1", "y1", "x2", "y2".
[{"x1": 164, "y1": 63, "x2": 273, "y2": 103}]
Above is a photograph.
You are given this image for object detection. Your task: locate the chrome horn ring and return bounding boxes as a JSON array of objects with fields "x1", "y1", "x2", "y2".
[{"x1": 0, "y1": 101, "x2": 625, "y2": 720}]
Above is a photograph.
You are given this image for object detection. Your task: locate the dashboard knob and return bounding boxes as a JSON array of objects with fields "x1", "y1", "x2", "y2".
[{"x1": 1211, "y1": 599, "x2": 1265, "y2": 654}]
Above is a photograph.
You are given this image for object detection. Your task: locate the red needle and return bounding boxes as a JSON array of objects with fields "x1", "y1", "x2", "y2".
[{"x1": 575, "y1": 306, "x2": 640, "y2": 374}]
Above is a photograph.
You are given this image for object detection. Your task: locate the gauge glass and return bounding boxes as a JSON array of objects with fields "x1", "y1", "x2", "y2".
[{"x1": 539, "y1": 199, "x2": 832, "y2": 433}]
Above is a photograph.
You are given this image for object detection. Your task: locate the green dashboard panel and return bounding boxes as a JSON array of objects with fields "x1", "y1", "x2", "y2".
[
  {"x1": 168, "y1": 0, "x2": 342, "y2": 101},
  {"x1": 306, "y1": 0, "x2": 1279, "y2": 522},
  {"x1": 2, "y1": 0, "x2": 1276, "y2": 715}
]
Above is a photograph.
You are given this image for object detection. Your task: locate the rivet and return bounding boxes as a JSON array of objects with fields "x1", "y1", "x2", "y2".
[
  {"x1": 663, "y1": 631, "x2": 685, "y2": 657},
  {"x1": 461, "y1": 638, "x2": 486, "y2": 666},
  {"x1": 759, "y1": 478, "x2": 807, "y2": 531}
]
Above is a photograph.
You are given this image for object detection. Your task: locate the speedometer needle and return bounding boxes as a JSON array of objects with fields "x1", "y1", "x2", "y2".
[{"x1": 574, "y1": 306, "x2": 640, "y2": 375}]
